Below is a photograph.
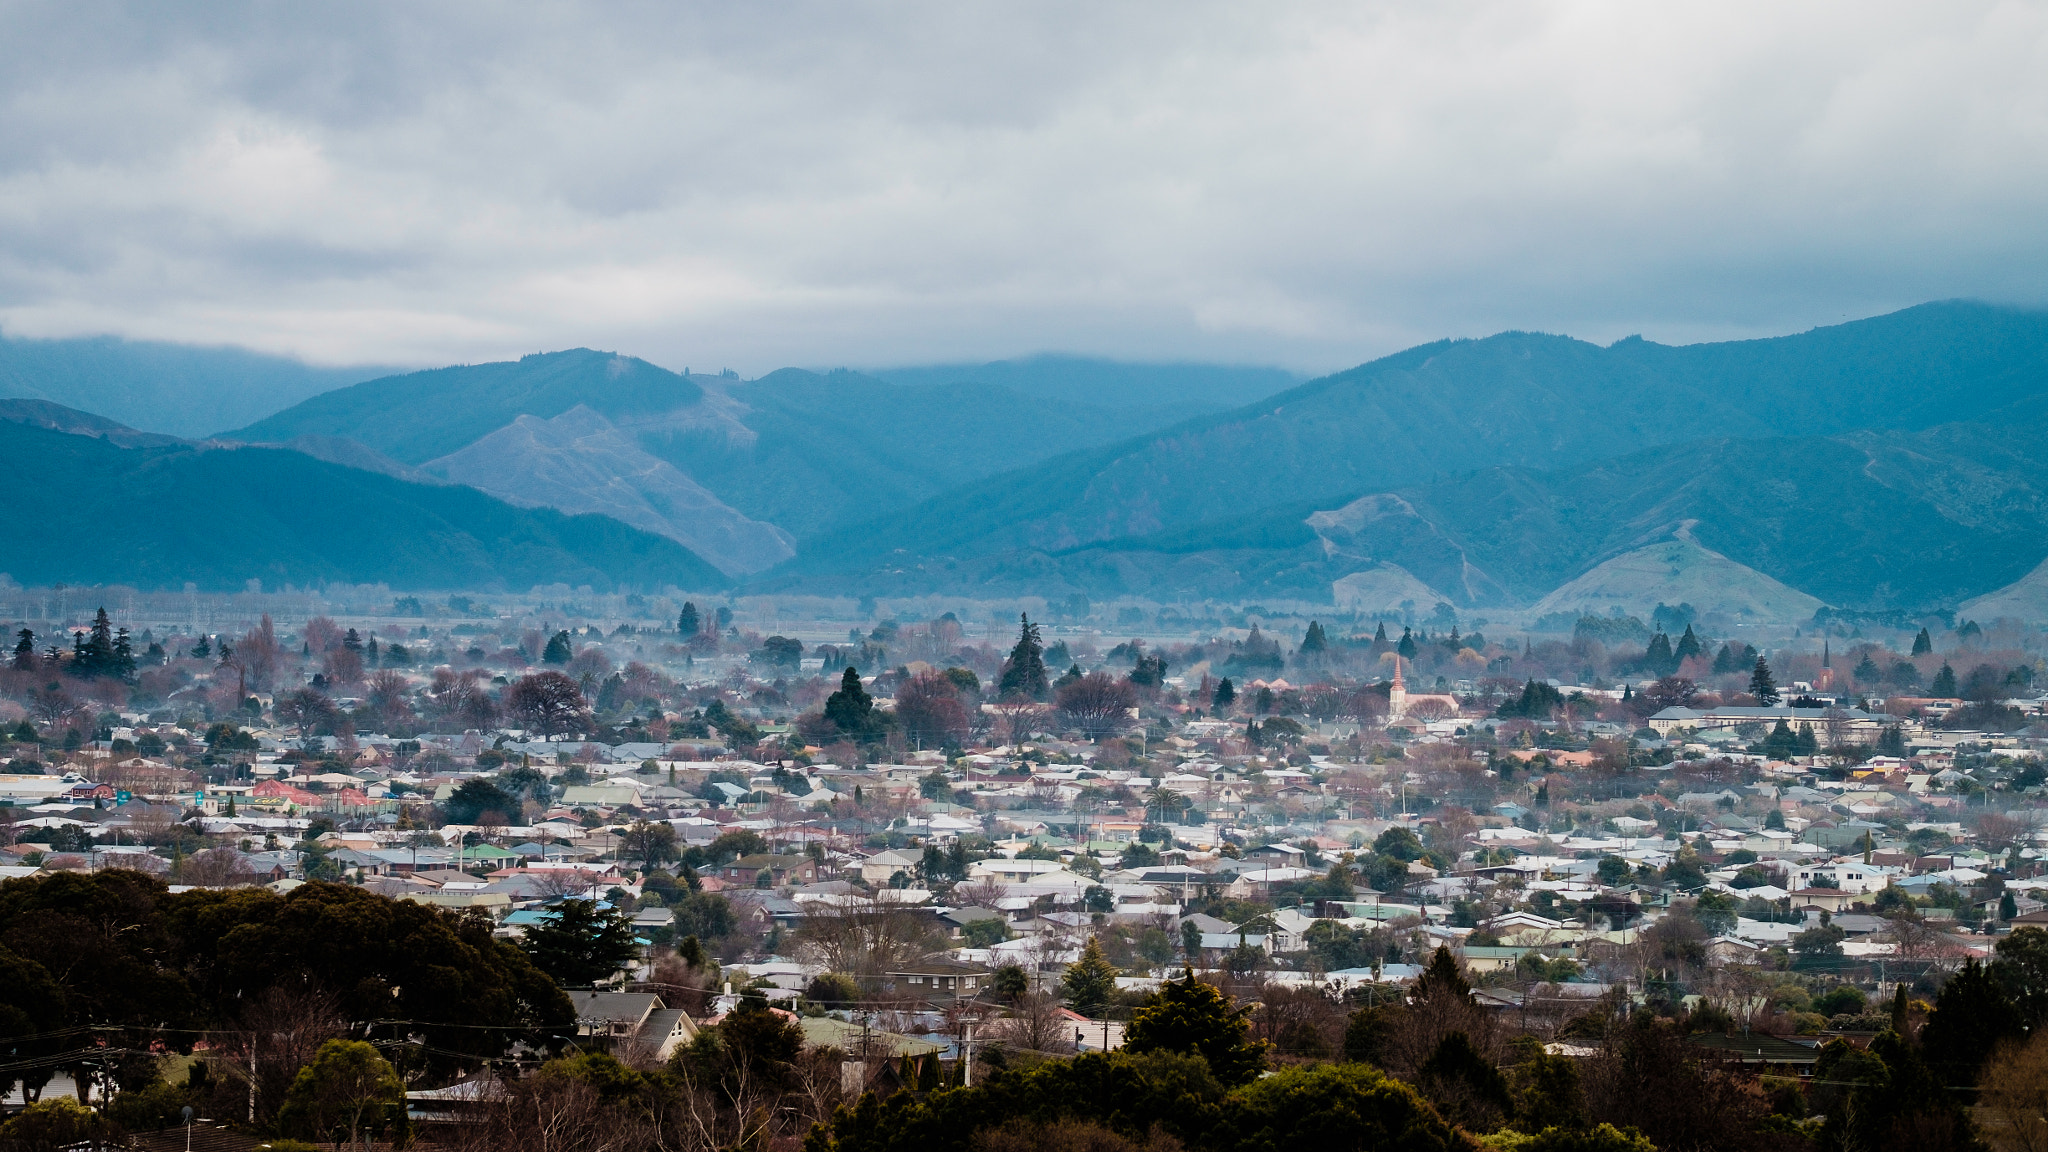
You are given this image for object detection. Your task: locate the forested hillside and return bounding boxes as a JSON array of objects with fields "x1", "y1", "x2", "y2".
[{"x1": 0, "y1": 418, "x2": 725, "y2": 591}]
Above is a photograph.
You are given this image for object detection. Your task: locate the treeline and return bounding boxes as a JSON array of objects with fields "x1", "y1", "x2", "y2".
[
  {"x1": 0, "y1": 872, "x2": 571, "y2": 1124},
  {"x1": 10, "y1": 607, "x2": 140, "y2": 680}
]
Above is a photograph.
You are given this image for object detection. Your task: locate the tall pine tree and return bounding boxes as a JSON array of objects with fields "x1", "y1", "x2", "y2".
[
  {"x1": 1912, "y1": 627, "x2": 1933, "y2": 656},
  {"x1": 996, "y1": 614, "x2": 1049, "y2": 701},
  {"x1": 1674, "y1": 624, "x2": 1702, "y2": 663},
  {"x1": 1931, "y1": 662, "x2": 1957, "y2": 697},
  {"x1": 542, "y1": 630, "x2": 573, "y2": 664},
  {"x1": 824, "y1": 667, "x2": 877, "y2": 736},
  {"x1": 678, "y1": 601, "x2": 700, "y2": 636},
  {"x1": 11, "y1": 628, "x2": 33, "y2": 672},
  {"x1": 1300, "y1": 620, "x2": 1328, "y2": 656},
  {"x1": 1749, "y1": 655, "x2": 1780, "y2": 705},
  {"x1": 1645, "y1": 632, "x2": 1675, "y2": 675}
]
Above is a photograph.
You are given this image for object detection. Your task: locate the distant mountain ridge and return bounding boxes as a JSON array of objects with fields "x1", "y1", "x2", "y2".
[
  {"x1": 868, "y1": 354, "x2": 1299, "y2": 411},
  {"x1": 0, "y1": 333, "x2": 394, "y2": 438},
  {"x1": 425, "y1": 406, "x2": 796, "y2": 577},
  {"x1": 795, "y1": 301, "x2": 2048, "y2": 577},
  {"x1": 775, "y1": 301, "x2": 2048, "y2": 616},
  {"x1": 11, "y1": 302, "x2": 2048, "y2": 614},
  {"x1": 231, "y1": 352, "x2": 1271, "y2": 542},
  {"x1": 0, "y1": 408, "x2": 726, "y2": 591}
]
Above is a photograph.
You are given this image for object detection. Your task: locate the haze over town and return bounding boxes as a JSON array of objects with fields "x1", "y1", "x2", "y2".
[{"x1": 5, "y1": 7, "x2": 2048, "y2": 1152}]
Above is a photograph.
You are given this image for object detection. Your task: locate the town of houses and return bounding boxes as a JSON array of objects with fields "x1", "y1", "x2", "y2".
[{"x1": 5, "y1": 595, "x2": 2048, "y2": 1143}]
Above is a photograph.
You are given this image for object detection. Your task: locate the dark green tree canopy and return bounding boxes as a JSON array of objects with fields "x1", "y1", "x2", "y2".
[
  {"x1": 1300, "y1": 621, "x2": 1328, "y2": 655},
  {"x1": 1932, "y1": 661, "x2": 1958, "y2": 697},
  {"x1": 444, "y1": 776, "x2": 519, "y2": 824},
  {"x1": 519, "y1": 898, "x2": 640, "y2": 988},
  {"x1": 1749, "y1": 656, "x2": 1779, "y2": 704},
  {"x1": 1123, "y1": 970, "x2": 1267, "y2": 1086},
  {"x1": 1061, "y1": 937, "x2": 1119, "y2": 1017},
  {"x1": 824, "y1": 666, "x2": 880, "y2": 737},
  {"x1": 997, "y1": 614, "x2": 1050, "y2": 701},
  {"x1": 542, "y1": 630, "x2": 574, "y2": 664},
  {"x1": 0, "y1": 873, "x2": 572, "y2": 1069}
]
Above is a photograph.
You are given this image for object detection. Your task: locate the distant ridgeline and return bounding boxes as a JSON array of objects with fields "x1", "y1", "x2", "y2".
[
  {"x1": 8, "y1": 302, "x2": 2048, "y2": 610},
  {"x1": 777, "y1": 301, "x2": 2048, "y2": 620}
]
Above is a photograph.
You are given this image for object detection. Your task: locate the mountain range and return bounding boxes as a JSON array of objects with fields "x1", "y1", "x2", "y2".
[
  {"x1": 782, "y1": 301, "x2": 2048, "y2": 617},
  {"x1": 5, "y1": 301, "x2": 2048, "y2": 615},
  {"x1": 226, "y1": 351, "x2": 1267, "y2": 559},
  {"x1": 0, "y1": 412, "x2": 724, "y2": 592},
  {"x1": 0, "y1": 332, "x2": 393, "y2": 438}
]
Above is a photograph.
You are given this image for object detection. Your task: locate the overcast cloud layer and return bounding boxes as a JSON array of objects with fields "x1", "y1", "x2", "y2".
[{"x1": 2, "y1": 1, "x2": 2046, "y2": 374}]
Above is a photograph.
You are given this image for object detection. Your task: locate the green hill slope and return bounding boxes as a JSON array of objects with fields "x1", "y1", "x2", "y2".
[
  {"x1": 794, "y1": 300, "x2": 2048, "y2": 577},
  {"x1": 227, "y1": 349, "x2": 705, "y2": 463},
  {"x1": 639, "y1": 369, "x2": 1187, "y2": 538},
  {"x1": 0, "y1": 419, "x2": 725, "y2": 591},
  {"x1": 233, "y1": 355, "x2": 1227, "y2": 541},
  {"x1": 767, "y1": 406, "x2": 2048, "y2": 614}
]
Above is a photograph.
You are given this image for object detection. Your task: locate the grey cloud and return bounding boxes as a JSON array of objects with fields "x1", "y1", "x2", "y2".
[{"x1": 1, "y1": 1, "x2": 2046, "y2": 374}]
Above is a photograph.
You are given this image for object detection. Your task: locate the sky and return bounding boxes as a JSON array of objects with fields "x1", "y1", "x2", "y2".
[{"x1": 2, "y1": 1, "x2": 2047, "y2": 375}]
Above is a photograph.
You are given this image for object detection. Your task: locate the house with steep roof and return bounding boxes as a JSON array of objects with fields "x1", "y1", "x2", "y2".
[{"x1": 566, "y1": 991, "x2": 697, "y2": 1061}]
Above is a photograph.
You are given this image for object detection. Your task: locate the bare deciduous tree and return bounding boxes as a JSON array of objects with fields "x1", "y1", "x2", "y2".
[
  {"x1": 227, "y1": 981, "x2": 349, "y2": 1127},
  {"x1": 987, "y1": 991, "x2": 1078, "y2": 1056},
  {"x1": 180, "y1": 847, "x2": 256, "y2": 887},
  {"x1": 1981, "y1": 1032, "x2": 2048, "y2": 1152},
  {"x1": 1055, "y1": 673, "x2": 1138, "y2": 740},
  {"x1": 792, "y1": 896, "x2": 946, "y2": 983}
]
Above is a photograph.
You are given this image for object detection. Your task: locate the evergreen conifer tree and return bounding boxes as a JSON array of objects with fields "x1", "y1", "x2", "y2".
[
  {"x1": 542, "y1": 630, "x2": 573, "y2": 664},
  {"x1": 1212, "y1": 677, "x2": 1236, "y2": 715},
  {"x1": 1794, "y1": 723, "x2": 1819, "y2": 756},
  {"x1": 1300, "y1": 620, "x2": 1328, "y2": 656},
  {"x1": 823, "y1": 667, "x2": 876, "y2": 736},
  {"x1": 678, "y1": 601, "x2": 700, "y2": 636},
  {"x1": 1932, "y1": 662, "x2": 1957, "y2": 697},
  {"x1": 1749, "y1": 656, "x2": 1780, "y2": 705},
  {"x1": 11, "y1": 628, "x2": 33, "y2": 672},
  {"x1": 1372, "y1": 621, "x2": 1388, "y2": 648},
  {"x1": 1912, "y1": 627, "x2": 1934, "y2": 656},
  {"x1": 1061, "y1": 937, "x2": 1119, "y2": 1015},
  {"x1": 77, "y1": 608, "x2": 116, "y2": 678},
  {"x1": 1397, "y1": 628, "x2": 1419, "y2": 659},
  {"x1": 1675, "y1": 624, "x2": 1702, "y2": 663},
  {"x1": 1645, "y1": 632, "x2": 1674, "y2": 674},
  {"x1": 1877, "y1": 724, "x2": 1906, "y2": 756},
  {"x1": 1712, "y1": 643, "x2": 1737, "y2": 674},
  {"x1": 996, "y1": 614, "x2": 1049, "y2": 701}
]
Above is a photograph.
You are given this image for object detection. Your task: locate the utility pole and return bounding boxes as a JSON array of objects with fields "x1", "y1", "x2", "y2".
[{"x1": 960, "y1": 1013, "x2": 981, "y2": 1087}]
